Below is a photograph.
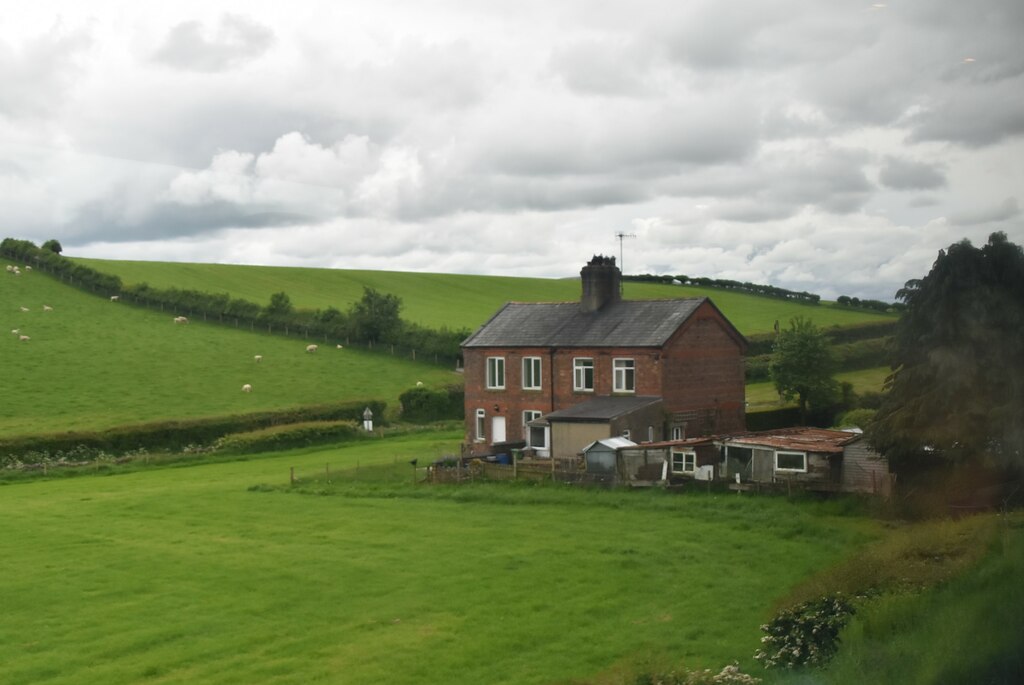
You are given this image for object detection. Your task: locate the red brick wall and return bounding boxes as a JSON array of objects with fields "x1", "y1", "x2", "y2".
[{"x1": 462, "y1": 301, "x2": 746, "y2": 450}]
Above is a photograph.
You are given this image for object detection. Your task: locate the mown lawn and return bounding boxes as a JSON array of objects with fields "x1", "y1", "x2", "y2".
[{"x1": 0, "y1": 430, "x2": 880, "y2": 685}]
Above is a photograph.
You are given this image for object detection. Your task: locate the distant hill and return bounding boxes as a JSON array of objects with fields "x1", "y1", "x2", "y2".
[
  {"x1": 77, "y1": 258, "x2": 896, "y2": 336},
  {"x1": 1, "y1": 256, "x2": 459, "y2": 436}
]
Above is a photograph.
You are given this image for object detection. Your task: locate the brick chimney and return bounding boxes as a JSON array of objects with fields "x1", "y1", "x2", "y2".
[{"x1": 580, "y1": 255, "x2": 621, "y2": 313}]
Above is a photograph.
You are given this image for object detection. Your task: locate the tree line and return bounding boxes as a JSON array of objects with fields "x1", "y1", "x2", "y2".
[
  {"x1": 1, "y1": 238, "x2": 469, "y2": 365},
  {"x1": 623, "y1": 273, "x2": 822, "y2": 304}
]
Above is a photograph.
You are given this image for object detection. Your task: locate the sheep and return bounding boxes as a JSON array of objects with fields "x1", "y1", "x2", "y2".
[
  {"x1": 336, "y1": 344, "x2": 344, "y2": 349},
  {"x1": 242, "y1": 384, "x2": 253, "y2": 393},
  {"x1": 254, "y1": 355, "x2": 263, "y2": 363},
  {"x1": 11, "y1": 329, "x2": 19, "y2": 335},
  {"x1": 110, "y1": 295, "x2": 120, "y2": 302},
  {"x1": 24, "y1": 265, "x2": 31, "y2": 271},
  {"x1": 43, "y1": 305, "x2": 53, "y2": 312},
  {"x1": 173, "y1": 316, "x2": 189, "y2": 324},
  {"x1": 306, "y1": 344, "x2": 318, "y2": 353},
  {"x1": 19, "y1": 306, "x2": 29, "y2": 312},
  {"x1": 18, "y1": 335, "x2": 30, "y2": 342},
  {"x1": 4, "y1": 265, "x2": 11, "y2": 272},
  {"x1": 416, "y1": 381, "x2": 424, "y2": 387}
]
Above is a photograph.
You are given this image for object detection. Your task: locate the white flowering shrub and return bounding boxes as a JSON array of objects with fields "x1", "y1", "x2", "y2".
[
  {"x1": 754, "y1": 594, "x2": 855, "y2": 669},
  {"x1": 635, "y1": 662, "x2": 761, "y2": 684}
]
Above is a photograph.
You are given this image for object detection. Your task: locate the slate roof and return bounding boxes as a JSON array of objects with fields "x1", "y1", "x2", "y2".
[
  {"x1": 462, "y1": 298, "x2": 708, "y2": 348},
  {"x1": 542, "y1": 396, "x2": 663, "y2": 422}
]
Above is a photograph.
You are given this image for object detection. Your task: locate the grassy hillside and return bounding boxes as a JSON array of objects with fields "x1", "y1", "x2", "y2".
[
  {"x1": 1, "y1": 259, "x2": 459, "y2": 436},
  {"x1": 0, "y1": 430, "x2": 880, "y2": 684},
  {"x1": 78, "y1": 257, "x2": 896, "y2": 335}
]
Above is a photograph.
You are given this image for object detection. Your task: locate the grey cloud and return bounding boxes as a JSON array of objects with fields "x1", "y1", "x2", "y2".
[
  {"x1": 879, "y1": 157, "x2": 946, "y2": 190},
  {"x1": 152, "y1": 14, "x2": 274, "y2": 73},
  {"x1": 68, "y1": 198, "x2": 313, "y2": 243},
  {"x1": 949, "y1": 197, "x2": 1020, "y2": 226},
  {"x1": 0, "y1": 26, "x2": 91, "y2": 119},
  {"x1": 549, "y1": 39, "x2": 652, "y2": 97},
  {"x1": 907, "y1": 86, "x2": 1024, "y2": 147}
]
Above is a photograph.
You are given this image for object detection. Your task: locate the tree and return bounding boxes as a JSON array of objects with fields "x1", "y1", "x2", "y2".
[
  {"x1": 348, "y1": 287, "x2": 402, "y2": 343},
  {"x1": 264, "y1": 291, "x2": 293, "y2": 318},
  {"x1": 769, "y1": 316, "x2": 838, "y2": 424},
  {"x1": 41, "y1": 239, "x2": 63, "y2": 254},
  {"x1": 868, "y1": 232, "x2": 1024, "y2": 468}
]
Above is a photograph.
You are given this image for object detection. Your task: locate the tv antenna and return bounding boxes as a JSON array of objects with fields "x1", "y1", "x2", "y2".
[{"x1": 615, "y1": 231, "x2": 636, "y2": 274}]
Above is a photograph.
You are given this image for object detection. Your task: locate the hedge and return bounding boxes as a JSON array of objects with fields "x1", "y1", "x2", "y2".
[
  {"x1": 398, "y1": 385, "x2": 464, "y2": 422},
  {"x1": 214, "y1": 420, "x2": 363, "y2": 454},
  {"x1": 0, "y1": 400, "x2": 386, "y2": 461}
]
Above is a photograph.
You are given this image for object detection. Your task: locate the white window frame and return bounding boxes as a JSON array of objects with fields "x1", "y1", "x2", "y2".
[
  {"x1": 671, "y1": 449, "x2": 697, "y2": 474},
  {"x1": 523, "y1": 409, "x2": 542, "y2": 432},
  {"x1": 613, "y1": 358, "x2": 635, "y2": 393},
  {"x1": 486, "y1": 357, "x2": 505, "y2": 389},
  {"x1": 775, "y1": 450, "x2": 808, "y2": 473},
  {"x1": 475, "y1": 408, "x2": 486, "y2": 441},
  {"x1": 522, "y1": 357, "x2": 542, "y2": 390},
  {"x1": 671, "y1": 426, "x2": 683, "y2": 441},
  {"x1": 621, "y1": 429, "x2": 630, "y2": 440},
  {"x1": 573, "y1": 357, "x2": 594, "y2": 392},
  {"x1": 647, "y1": 425, "x2": 654, "y2": 442},
  {"x1": 523, "y1": 410, "x2": 547, "y2": 450}
]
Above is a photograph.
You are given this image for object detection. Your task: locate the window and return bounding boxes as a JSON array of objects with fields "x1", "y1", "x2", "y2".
[
  {"x1": 671, "y1": 449, "x2": 696, "y2": 474},
  {"x1": 613, "y1": 358, "x2": 635, "y2": 393},
  {"x1": 474, "y1": 408, "x2": 487, "y2": 441},
  {"x1": 486, "y1": 357, "x2": 505, "y2": 389},
  {"x1": 523, "y1": 411, "x2": 548, "y2": 450},
  {"x1": 647, "y1": 425, "x2": 654, "y2": 442},
  {"x1": 621, "y1": 429, "x2": 631, "y2": 440},
  {"x1": 671, "y1": 426, "x2": 683, "y2": 441},
  {"x1": 522, "y1": 357, "x2": 542, "y2": 390},
  {"x1": 523, "y1": 410, "x2": 542, "y2": 431},
  {"x1": 775, "y1": 451, "x2": 807, "y2": 473},
  {"x1": 573, "y1": 357, "x2": 594, "y2": 391}
]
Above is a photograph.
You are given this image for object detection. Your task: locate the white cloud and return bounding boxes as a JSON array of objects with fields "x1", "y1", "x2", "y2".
[{"x1": 2, "y1": 0, "x2": 1022, "y2": 303}]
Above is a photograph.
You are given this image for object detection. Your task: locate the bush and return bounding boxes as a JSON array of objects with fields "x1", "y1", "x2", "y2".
[
  {"x1": 399, "y1": 384, "x2": 464, "y2": 422},
  {"x1": 834, "y1": 408, "x2": 876, "y2": 430},
  {"x1": 214, "y1": 421, "x2": 362, "y2": 454},
  {"x1": 754, "y1": 594, "x2": 857, "y2": 669}
]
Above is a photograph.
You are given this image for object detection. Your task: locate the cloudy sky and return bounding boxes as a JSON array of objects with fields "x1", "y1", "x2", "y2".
[{"x1": 2, "y1": 1, "x2": 1022, "y2": 300}]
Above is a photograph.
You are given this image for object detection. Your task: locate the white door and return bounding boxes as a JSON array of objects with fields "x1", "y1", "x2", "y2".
[{"x1": 491, "y1": 416, "x2": 506, "y2": 443}]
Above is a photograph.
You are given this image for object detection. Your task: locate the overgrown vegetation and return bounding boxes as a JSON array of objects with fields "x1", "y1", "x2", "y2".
[{"x1": 624, "y1": 273, "x2": 821, "y2": 304}]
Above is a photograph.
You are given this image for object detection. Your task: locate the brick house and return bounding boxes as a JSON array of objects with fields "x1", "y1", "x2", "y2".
[{"x1": 461, "y1": 256, "x2": 747, "y2": 457}]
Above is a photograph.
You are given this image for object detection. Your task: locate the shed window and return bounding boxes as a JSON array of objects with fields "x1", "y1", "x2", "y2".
[
  {"x1": 775, "y1": 451, "x2": 807, "y2": 473},
  {"x1": 671, "y1": 449, "x2": 696, "y2": 474}
]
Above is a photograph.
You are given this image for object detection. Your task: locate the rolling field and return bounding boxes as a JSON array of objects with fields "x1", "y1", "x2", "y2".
[
  {"x1": 77, "y1": 258, "x2": 896, "y2": 335},
  {"x1": 0, "y1": 429, "x2": 881, "y2": 685},
  {"x1": 0, "y1": 261, "x2": 459, "y2": 435},
  {"x1": 746, "y1": 367, "x2": 891, "y2": 412}
]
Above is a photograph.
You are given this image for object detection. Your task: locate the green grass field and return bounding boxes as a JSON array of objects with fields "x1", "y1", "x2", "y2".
[
  {"x1": 746, "y1": 367, "x2": 891, "y2": 412},
  {"x1": 0, "y1": 429, "x2": 884, "y2": 685},
  {"x1": 76, "y1": 258, "x2": 895, "y2": 335},
  {"x1": 1, "y1": 261, "x2": 459, "y2": 435}
]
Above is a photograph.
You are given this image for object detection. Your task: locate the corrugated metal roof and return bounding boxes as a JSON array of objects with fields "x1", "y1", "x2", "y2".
[
  {"x1": 544, "y1": 396, "x2": 663, "y2": 422},
  {"x1": 462, "y1": 298, "x2": 707, "y2": 348},
  {"x1": 724, "y1": 427, "x2": 853, "y2": 454}
]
